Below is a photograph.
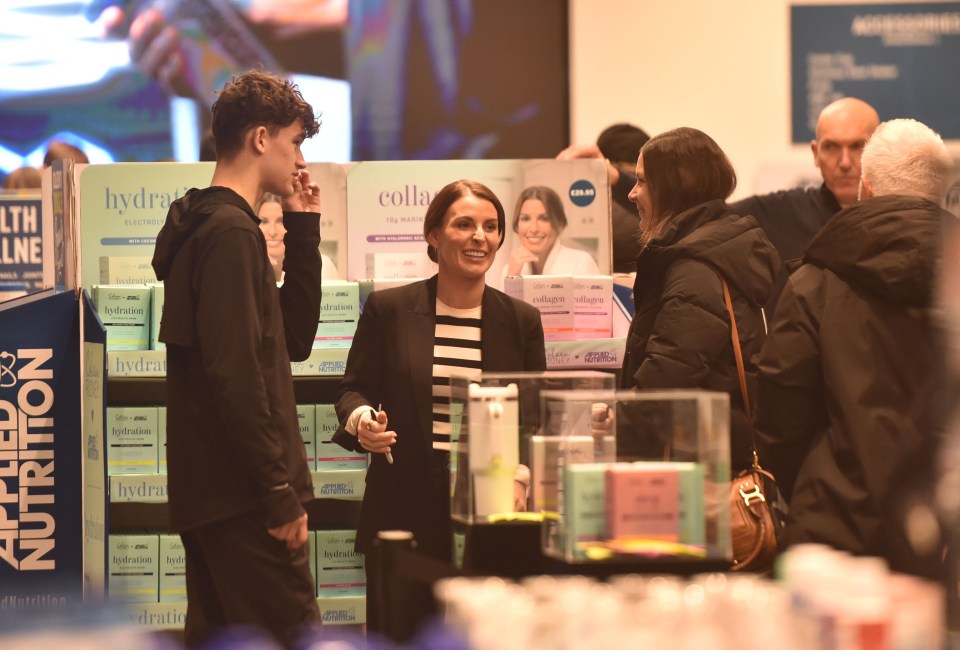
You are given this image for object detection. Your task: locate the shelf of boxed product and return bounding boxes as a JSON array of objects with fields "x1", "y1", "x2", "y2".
[
  {"x1": 111, "y1": 530, "x2": 367, "y2": 630},
  {"x1": 105, "y1": 338, "x2": 626, "y2": 380},
  {"x1": 109, "y1": 470, "x2": 366, "y2": 504},
  {"x1": 105, "y1": 347, "x2": 352, "y2": 378},
  {"x1": 119, "y1": 597, "x2": 367, "y2": 631}
]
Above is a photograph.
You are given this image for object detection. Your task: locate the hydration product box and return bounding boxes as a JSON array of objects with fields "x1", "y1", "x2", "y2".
[
  {"x1": 93, "y1": 284, "x2": 151, "y2": 350},
  {"x1": 297, "y1": 404, "x2": 317, "y2": 470},
  {"x1": 315, "y1": 404, "x2": 367, "y2": 470},
  {"x1": 99, "y1": 256, "x2": 156, "y2": 285},
  {"x1": 159, "y1": 534, "x2": 186, "y2": 602},
  {"x1": 109, "y1": 534, "x2": 159, "y2": 603},
  {"x1": 157, "y1": 406, "x2": 167, "y2": 474},
  {"x1": 315, "y1": 281, "x2": 359, "y2": 349},
  {"x1": 107, "y1": 406, "x2": 159, "y2": 475},
  {"x1": 315, "y1": 530, "x2": 366, "y2": 597},
  {"x1": 150, "y1": 283, "x2": 165, "y2": 350}
]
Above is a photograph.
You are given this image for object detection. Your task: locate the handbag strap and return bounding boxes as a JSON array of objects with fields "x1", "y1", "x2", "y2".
[{"x1": 718, "y1": 274, "x2": 762, "y2": 470}]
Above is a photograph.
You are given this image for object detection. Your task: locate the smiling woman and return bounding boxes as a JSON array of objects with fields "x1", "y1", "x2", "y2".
[
  {"x1": 331, "y1": 179, "x2": 546, "y2": 634},
  {"x1": 500, "y1": 185, "x2": 599, "y2": 286}
]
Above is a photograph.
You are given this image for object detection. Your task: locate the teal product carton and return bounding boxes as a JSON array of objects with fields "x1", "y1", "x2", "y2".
[
  {"x1": 93, "y1": 284, "x2": 151, "y2": 350},
  {"x1": 150, "y1": 283, "x2": 165, "y2": 350},
  {"x1": 109, "y1": 534, "x2": 159, "y2": 603},
  {"x1": 159, "y1": 534, "x2": 187, "y2": 602},
  {"x1": 99, "y1": 256, "x2": 157, "y2": 285},
  {"x1": 315, "y1": 404, "x2": 367, "y2": 470},
  {"x1": 157, "y1": 406, "x2": 167, "y2": 474},
  {"x1": 107, "y1": 406, "x2": 159, "y2": 475},
  {"x1": 315, "y1": 530, "x2": 366, "y2": 596},
  {"x1": 563, "y1": 462, "x2": 608, "y2": 557},
  {"x1": 297, "y1": 404, "x2": 317, "y2": 470},
  {"x1": 314, "y1": 281, "x2": 359, "y2": 349}
]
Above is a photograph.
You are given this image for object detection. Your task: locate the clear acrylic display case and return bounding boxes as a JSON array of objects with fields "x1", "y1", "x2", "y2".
[
  {"x1": 538, "y1": 389, "x2": 731, "y2": 563},
  {"x1": 447, "y1": 371, "x2": 616, "y2": 525}
]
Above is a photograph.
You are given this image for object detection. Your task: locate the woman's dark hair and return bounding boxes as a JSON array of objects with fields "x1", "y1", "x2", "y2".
[
  {"x1": 423, "y1": 180, "x2": 506, "y2": 263},
  {"x1": 253, "y1": 191, "x2": 282, "y2": 215},
  {"x1": 641, "y1": 127, "x2": 737, "y2": 220},
  {"x1": 212, "y1": 70, "x2": 320, "y2": 159},
  {"x1": 511, "y1": 185, "x2": 568, "y2": 233}
]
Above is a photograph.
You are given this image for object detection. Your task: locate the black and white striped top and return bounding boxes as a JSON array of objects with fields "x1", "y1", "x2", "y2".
[{"x1": 432, "y1": 301, "x2": 482, "y2": 451}]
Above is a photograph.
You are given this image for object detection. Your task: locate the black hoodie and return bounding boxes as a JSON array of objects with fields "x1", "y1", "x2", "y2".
[{"x1": 152, "y1": 186, "x2": 322, "y2": 531}]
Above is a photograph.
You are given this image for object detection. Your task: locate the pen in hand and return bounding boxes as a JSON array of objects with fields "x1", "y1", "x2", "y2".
[{"x1": 370, "y1": 403, "x2": 393, "y2": 464}]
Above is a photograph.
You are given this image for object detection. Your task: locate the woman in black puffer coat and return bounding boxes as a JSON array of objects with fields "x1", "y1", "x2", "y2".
[{"x1": 619, "y1": 127, "x2": 781, "y2": 471}]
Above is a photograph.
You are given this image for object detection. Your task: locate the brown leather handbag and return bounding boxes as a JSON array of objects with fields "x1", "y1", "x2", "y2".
[{"x1": 720, "y1": 275, "x2": 786, "y2": 573}]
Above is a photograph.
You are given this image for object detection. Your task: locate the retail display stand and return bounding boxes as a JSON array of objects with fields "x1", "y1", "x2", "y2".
[{"x1": 0, "y1": 289, "x2": 107, "y2": 610}]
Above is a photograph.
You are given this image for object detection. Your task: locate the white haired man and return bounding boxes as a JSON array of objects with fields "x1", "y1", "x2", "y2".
[{"x1": 755, "y1": 119, "x2": 955, "y2": 579}]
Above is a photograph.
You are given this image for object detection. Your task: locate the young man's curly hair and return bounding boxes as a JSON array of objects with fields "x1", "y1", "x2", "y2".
[{"x1": 211, "y1": 70, "x2": 321, "y2": 159}]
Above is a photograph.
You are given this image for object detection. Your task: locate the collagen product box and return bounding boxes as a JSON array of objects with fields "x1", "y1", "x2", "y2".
[
  {"x1": 297, "y1": 404, "x2": 317, "y2": 470},
  {"x1": 99, "y1": 255, "x2": 157, "y2": 285},
  {"x1": 315, "y1": 281, "x2": 359, "y2": 349},
  {"x1": 365, "y1": 252, "x2": 432, "y2": 279},
  {"x1": 563, "y1": 462, "x2": 608, "y2": 555},
  {"x1": 605, "y1": 462, "x2": 706, "y2": 545},
  {"x1": 572, "y1": 275, "x2": 613, "y2": 339},
  {"x1": 109, "y1": 534, "x2": 159, "y2": 603},
  {"x1": 106, "y1": 406, "x2": 159, "y2": 475},
  {"x1": 158, "y1": 534, "x2": 186, "y2": 603},
  {"x1": 315, "y1": 404, "x2": 367, "y2": 470},
  {"x1": 315, "y1": 530, "x2": 366, "y2": 597},
  {"x1": 357, "y1": 277, "x2": 421, "y2": 311},
  {"x1": 157, "y1": 406, "x2": 167, "y2": 474},
  {"x1": 529, "y1": 435, "x2": 595, "y2": 513},
  {"x1": 503, "y1": 275, "x2": 575, "y2": 341},
  {"x1": 150, "y1": 283, "x2": 165, "y2": 351},
  {"x1": 93, "y1": 284, "x2": 151, "y2": 350}
]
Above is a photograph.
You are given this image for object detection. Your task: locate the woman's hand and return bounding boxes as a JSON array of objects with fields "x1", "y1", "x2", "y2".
[
  {"x1": 506, "y1": 245, "x2": 539, "y2": 276},
  {"x1": 283, "y1": 170, "x2": 322, "y2": 213},
  {"x1": 357, "y1": 407, "x2": 396, "y2": 458}
]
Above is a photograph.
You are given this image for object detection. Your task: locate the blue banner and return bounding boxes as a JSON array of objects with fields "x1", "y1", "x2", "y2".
[
  {"x1": 792, "y1": 3, "x2": 960, "y2": 142},
  {"x1": 0, "y1": 290, "x2": 84, "y2": 608},
  {"x1": 0, "y1": 195, "x2": 43, "y2": 293}
]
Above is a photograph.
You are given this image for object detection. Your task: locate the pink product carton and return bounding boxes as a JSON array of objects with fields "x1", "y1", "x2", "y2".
[
  {"x1": 604, "y1": 462, "x2": 705, "y2": 545},
  {"x1": 503, "y1": 275, "x2": 574, "y2": 341},
  {"x1": 573, "y1": 275, "x2": 613, "y2": 339}
]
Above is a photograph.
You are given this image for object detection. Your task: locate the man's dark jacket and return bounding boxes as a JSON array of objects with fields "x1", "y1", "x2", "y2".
[{"x1": 756, "y1": 194, "x2": 948, "y2": 578}]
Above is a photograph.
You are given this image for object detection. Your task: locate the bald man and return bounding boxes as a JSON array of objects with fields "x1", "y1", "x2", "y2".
[{"x1": 730, "y1": 97, "x2": 880, "y2": 315}]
